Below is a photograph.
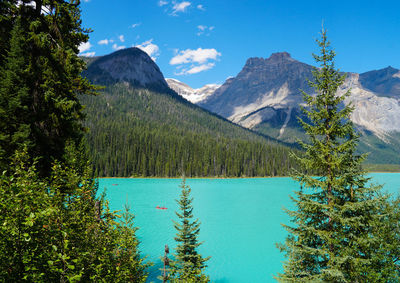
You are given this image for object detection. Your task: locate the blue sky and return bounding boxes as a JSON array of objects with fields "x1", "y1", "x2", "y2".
[{"x1": 79, "y1": 0, "x2": 400, "y2": 88}]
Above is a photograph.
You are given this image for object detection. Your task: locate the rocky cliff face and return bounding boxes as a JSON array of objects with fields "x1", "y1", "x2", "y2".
[
  {"x1": 166, "y1": 78, "x2": 220, "y2": 103},
  {"x1": 340, "y1": 73, "x2": 400, "y2": 141},
  {"x1": 200, "y1": 52, "x2": 400, "y2": 138},
  {"x1": 83, "y1": 47, "x2": 170, "y2": 92},
  {"x1": 198, "y1": 52, "x2": 400, "y2": 162},
  {"x1": 199, "y1": 52, "x2": 313, "y2": 121},
  {"x1": 359, "y1": 66, "x2": 400, "y2": 98}
]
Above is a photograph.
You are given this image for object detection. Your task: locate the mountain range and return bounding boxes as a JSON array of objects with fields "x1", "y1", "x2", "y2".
[
  {"x1": 81, "y1": 47, "x2": 400, "y2": 176},
  {"x1": 80, "y1": 48, "x2": 298, "y2": 177},
  {"x1": 169, "y1": 52, "x2": 400, "y2": 164}
]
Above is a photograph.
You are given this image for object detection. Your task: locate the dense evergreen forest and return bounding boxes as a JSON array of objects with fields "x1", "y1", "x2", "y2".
[
  {"x1": 80, "y1": 83, "x2": 300, "y2": 177},
  {"x1": 0, "y1": 1, "x2": 149, "y2": 281}
]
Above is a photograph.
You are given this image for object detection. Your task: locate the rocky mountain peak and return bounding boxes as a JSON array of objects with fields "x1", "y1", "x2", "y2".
[
  {"x1": 267, "y1": 52, "x2": 293, "y2": 62},
  {"x1": 244, "y1": 52, "x2": 294, "y2": 68},
  {"x1": 244, "y1": 57, "x2": 265, "y2": 67},
  {"x1": 83, "y1": 47, "x2": 169, "y2": 92},
  {"x1": 359, "y1": 65, "x2": 400, "y2": 98},
  {"x1": 200, "y1": 52, "x2": 313, "y2": 119}
]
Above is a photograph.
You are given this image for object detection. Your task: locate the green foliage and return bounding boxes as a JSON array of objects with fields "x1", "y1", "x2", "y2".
[
  {"x1": 80, "y1": 83, "x2": 301, "y2": 177},
  {"x1": 167, "y1": 179, "x2": 210, "y2": 282},
  {"x1": 0, "y1": 1, "x2": 95, "y2": 176},
  {"x1": 0, "y1": 2, "x2": 150, "y2": 282},
  {"x1": 0, "y1": 148, "x2": 149, "y2": 282},
  {"x1": 0, "y1": 0, "x2": 17, "y2": 66},
  {"x1": 358, "y1": 131, "x2": 400, "y2": 164},
  {"x1": 277, "y1": 29, "x2": 399, "y2": 282},
  {"x1": 111, "y1": 204, "x2": 149, "y2": 283},
  {"x1": 0, "y1": 16, "x2": 31, "y2": 173}
]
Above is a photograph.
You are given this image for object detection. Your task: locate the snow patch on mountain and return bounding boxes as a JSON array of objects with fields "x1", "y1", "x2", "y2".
[{"x1": 166, "y1": 78, "x2": 220, "y2": 103}]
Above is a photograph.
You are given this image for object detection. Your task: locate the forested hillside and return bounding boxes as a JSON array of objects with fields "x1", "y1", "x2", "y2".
[{"x1": 80, "y1": 83, "x2": 299, "y2": 177}]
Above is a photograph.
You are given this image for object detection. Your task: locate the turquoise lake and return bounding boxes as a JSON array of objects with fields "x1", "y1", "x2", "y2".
[{"x1": 99, "y1": 174, "x2": 400, "y2": 283}]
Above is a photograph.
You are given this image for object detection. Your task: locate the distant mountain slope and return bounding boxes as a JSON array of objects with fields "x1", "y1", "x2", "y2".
[
  {"x1": 359, "y1": 66, "x2": 400, "y2": 98},
  {"x1": 199, "y1": 52, "x2": 400, "y2": 163},
  {"x1": 199, "y1": 52, "x2": 313, "y2": 119},
  {"x1": 166, "y1": 78, "x2": 220, "y2": 103},
  {"x1": 83, "y1": 47, "x2": 170, "y2": 93},
  {"x1": 80, "y1": 48, "x2": 299, "y2": 177}
]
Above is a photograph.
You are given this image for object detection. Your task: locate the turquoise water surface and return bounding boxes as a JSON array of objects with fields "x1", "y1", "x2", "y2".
[{"x1": 98, "y1": 174, "x2": 400, "y2": 283}]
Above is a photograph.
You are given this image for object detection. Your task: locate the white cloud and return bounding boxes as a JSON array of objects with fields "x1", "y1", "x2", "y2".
[
  {"x1": 112, "y1": 43, "x2": 126, "y2": 51},
  {"x1": 80, "y1": 51, "x2": 96, "y2": 57},
  {"x1": 78, "y1": 41, "x2": 92, "y2": 53},
  {"x1": 119, "y1": 35, "x2": 125, "y2": 42},
  {"x1": 197, "y1": 4, "x2": 205, "y2": 11},
  {"x1": 196, "y1": 25, "x2": 215, "y2": 36},
  {"x1": 131, "y1": 23, "x2": 141, "y2": 29},
  {"x1": 98, "y1": 39, "x2": 109, "y2": 45},
  {"x1": 158, "y1": 0, "x2": 168, "y2": 6},
  {"x1": 182, "y1": 63, "x2": 215, "y2": 75},
  {"x1": 135, "y1": 39, "x2": 160, "y2": 61},
  {"x1": 172, "y1": 1, "x2": 191, "y2": 14},
  {"x1": 170, "y1": 48, "x2": 221, "y2": 65},
  {"x1": 170, "y1": 48, "x2": 220, "y2": 75}
]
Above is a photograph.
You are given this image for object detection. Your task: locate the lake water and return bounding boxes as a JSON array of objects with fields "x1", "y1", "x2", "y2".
[{"x1": 99, "y1": 174, "x2": 400, "y2": 283}]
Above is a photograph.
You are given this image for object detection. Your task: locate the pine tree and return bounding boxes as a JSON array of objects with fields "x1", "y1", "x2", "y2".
[
  {"x1": 0, "y1": 1, "x2": 149, "y2": 281},
  {"x1": 168, "y1": 178, "x2": 210, "y2": 282},
  {"x1": 0, "y1": 1, "x2": 95, "y2": 176},
  {"x1": 0, "y1": 0, "x2": 17, "y2": 66},
  {"x1": 276, "y1": 29, "x2": 397, "y2": 282},
  {"x1": 0, "y1": 16, "x2": 32, "y2": 171}
]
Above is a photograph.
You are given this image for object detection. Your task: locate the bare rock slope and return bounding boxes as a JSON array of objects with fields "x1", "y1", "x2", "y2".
[{"x1": 198, "y1": 52, "x2": 400, "y2": 163}]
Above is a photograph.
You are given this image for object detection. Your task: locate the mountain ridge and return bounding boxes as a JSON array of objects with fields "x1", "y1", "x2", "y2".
[
  {"x1": 80, "y1": 48, "x2": 299, "y2": 177},
  {"x1": 83, "y1": 47, "x2": 170, "y2": 93},
  {"x1": 196, "y1": 52, "x2": 400, "y2": 163}
]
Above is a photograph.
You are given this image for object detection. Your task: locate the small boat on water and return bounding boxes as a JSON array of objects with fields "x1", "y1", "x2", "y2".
[
  {"x1": 156, "y1": 205, "x2": 168, "y2": 210},
  {"x1": 112, "y1": 184, "x2": 118, "y2": 186}
]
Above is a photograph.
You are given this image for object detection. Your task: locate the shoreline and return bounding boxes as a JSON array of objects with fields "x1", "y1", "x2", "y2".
[
  {"x1": 99, "y1": 176, "x2": 291, "y2": 179},
  {"x1": 99, "y1": 172, "x2": 400, "y2": 179}
]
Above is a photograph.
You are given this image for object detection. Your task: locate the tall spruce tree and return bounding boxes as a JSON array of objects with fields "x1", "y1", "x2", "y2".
[
  {"x1": 0, "y1": 1, "x2": 150, "y2": 281},
  {"x1": 0, "y1": 17, "x2": 32, "y2": 170},
  {"x1": 0, "y1": 0, "x2": 17, "y2": 65},
  {"x1": 0, "y1": 0, "x2": 95, "y2": 176},
  {"x1": 276, "y1": 29, "x2": 397, "y2": 282},
  {"x1": 168, "y1": 179, "x2": 210, "y2": 282}
]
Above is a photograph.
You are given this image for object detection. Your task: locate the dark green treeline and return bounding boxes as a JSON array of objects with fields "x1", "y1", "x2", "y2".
[{"x1": 80, "y1": 83, "x2": 300, "y2": 177}]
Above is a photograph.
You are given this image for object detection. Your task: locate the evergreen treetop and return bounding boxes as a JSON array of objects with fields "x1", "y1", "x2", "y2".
[
  {"x1": 168, "y1": 178, "x2": 210, "y2": 282},
  {"x1": 277, "y1": 29, "x2": 398, "y2": 282}
]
